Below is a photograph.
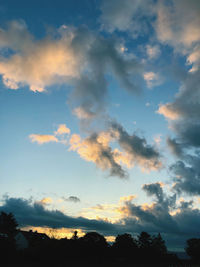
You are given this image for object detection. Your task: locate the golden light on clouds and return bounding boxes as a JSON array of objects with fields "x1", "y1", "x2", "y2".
[
  {"x1": 29, "y1": 134, "x2": 58, "y2": 144},
  {"x1": 0, "y1": 21, "x2": 82, "y2": 92},
  {"x1": 157, "y1": 103, "x2": 180, "y2": 120}
]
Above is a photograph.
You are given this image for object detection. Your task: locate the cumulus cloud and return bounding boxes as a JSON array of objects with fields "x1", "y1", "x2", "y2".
[
  {"x1": 109, "y1": 121, "x2": 162, "y2": 172},
  {"x1": 157, "y1": 70, "x2": 200, "y2": 195},
  {"x1": 68, "y1": 121, "x2": 162, "y2": 177},
  {"x1": 0, "y1": 20, "x2": 142, "y2": 119},
  {"x1": 69, "y1": 132, "x2": 128, "y2": 178},
  {"x1": 117, "y1": 183, "x2": 200, "y2": 249},
  {"x1": 170, "y1": 154, "x2": 200, "y2": 196},
  {"x1": 29, "y1": 134, "x2": 58, "y2": 144},
  {"x1": 0, "y1": 21, "x2": 82, "y2": 92},
  {"x1": 54, "y1": 124, "x2": 70, "y2": 135}
]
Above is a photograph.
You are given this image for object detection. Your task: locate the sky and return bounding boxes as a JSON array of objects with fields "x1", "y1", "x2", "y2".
[{"x1": 0, "y1": 0, "x2": 200, "y2": 251}]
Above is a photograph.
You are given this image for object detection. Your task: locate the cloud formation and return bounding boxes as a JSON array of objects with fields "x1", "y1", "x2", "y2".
[
  {"x1": 170, "y1": 154, "x2": 200, "y2": 196},
  {"x1": 0, "y1": 196, "x2": 116, "y2": 234},
  {"x1": 0, "y1": 21, "x2": 82, "y2": 92},
  {"x1": 2, "y1": 187, "x2": 200, "y2": 250},
  {"x1": 54, "y1": 124, "x2": 70, "y2": 135},
  {"x1": 69, "y1": 121, "x2": 162, "y2": 178},
  {"x1": 100, "y1": 0, "x2": 154, "y2": 37},
  {"x1": 63, "y1": 196, "x2": 80, "y2": 203},
  {"x1": 29, "y1": 134, "x2": 58, "y2": 144},
  {"x1": 0, "y1": 20, "x2": 142, "y2": 119}
]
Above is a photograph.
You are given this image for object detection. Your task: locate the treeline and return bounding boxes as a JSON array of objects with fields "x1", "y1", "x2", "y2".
[{"x1": 0, "y1": 212, "x2": 199, "y2": 265}]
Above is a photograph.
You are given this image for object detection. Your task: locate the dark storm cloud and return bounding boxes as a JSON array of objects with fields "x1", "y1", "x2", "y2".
[
  {"x1": 173, "y1": 121, "x2": 200, "y2": 148},
  {"x1": 119, "y1": 183, "x2": 200, "y2": 249},
  {"x1": 167, "y1": 137, "x2": 184, "y2": 157},
  {"x1": 142, "y1": 182, "x2": 164, "y2": 202},
  {"x1": 170, "y1": 154, "x2": 200, "y2": 195},
  {"x1": 1, "y1": 190, "x2": 200, "y2": 250},
  {"x1": 0, "y1": 197, "x2": 116, "y2": 234},
  {"x1": 161, "y1": 66, "x2": 200, "y2": 197}
]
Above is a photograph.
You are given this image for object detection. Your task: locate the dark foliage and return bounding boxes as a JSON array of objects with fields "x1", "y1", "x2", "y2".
[{"x1": 185, "y1": 238, "x2": 200, "y2": 263}]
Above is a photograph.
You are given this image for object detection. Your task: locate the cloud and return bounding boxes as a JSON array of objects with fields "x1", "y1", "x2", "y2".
[
  {"x1": 146, "y1": 45, "x2": 161, "y2": 60},
  {"x1": 117, "y1": 183, "x2": 200, "y2": 249},
  {"x1": 143, "y1": 71, "x2": 163, "y2": 88},
  {"x1": 155, "y1": 0, "x2": 200, "y2": 73},
  {"x1": 0, "y1": 20, "x2": 142, "y2": 119},
  {"x1": 109, "y1": 121, "x2": 162, "y2": 172},
  {"x1": 170, "y1": 154, "x2": 200, "y2": 196},
  {"x1": 29, "y1": 119, "x2": 161, "y2": 177},
  {"x1": 73, "y1": 107, "x2": 95, "y2": 120},
  {"x1": 157, "y1": 103, "x2": 180, "y2": 120},
  {"x1": 37, "y1": 197, "x2": 52, "y2": 206},
  {"x1": 155, "y1": 0, "x2": 200, "y2": 48},
  {"x1": 1, "y1": 191, "x2": 200, "y2": 250},
  {"x1": 187, "y1": 45, "x2": 200, "y2": 73},
  {"x1": 54, "y1": 124, "x2": 70, "y2": 135},
  {"x1": 29, "y1": 134, "x2": 58, "y2": 144},
  {"x1": 63, "y1": 196, "x2": 80, "y2": 203},
  {"x1": 100, "y1": 0, "x2": 154, "y2": 37},
  {"x1": 0, "y1": 21, "x2": 82, "y2": 92},
  {"x1": 119, "y1": 195, "x2": 136, "y2": 203},
  {"x1": 29, "y1": 124, "x2": 70, "y2": 145},
  {"x1": 69, "y1": 132, "x2": 128, "y2": 178},
  {"x1": 0, "y1": 196, "x2": 117, "y2": 234},
  {"x1": 167, "y1": 137, "x2": 183, "y2": 157},
  {"x1": 68, "y1": 121, "x2": 162, "y2": 177}
]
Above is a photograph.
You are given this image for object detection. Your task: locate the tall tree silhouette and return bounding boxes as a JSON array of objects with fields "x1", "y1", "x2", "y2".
[
  {"x1": 0, "y1": 212, "x2": 18, "y2": 236},
  {"x1": 138, "y1": 231, "x2": 152, "y2": 249},
  {"x1": 151, "y1": 233, "x2": 167, "y2": 254}
]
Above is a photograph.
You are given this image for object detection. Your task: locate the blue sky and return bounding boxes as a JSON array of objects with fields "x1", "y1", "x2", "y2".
[{"x1": 1, "y1": 0, "x2": 200, "y2": 251}]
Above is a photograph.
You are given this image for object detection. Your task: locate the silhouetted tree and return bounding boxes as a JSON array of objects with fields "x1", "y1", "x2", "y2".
[
  {"x1": 138, "y1": 231, "x2": 152, "y2": 249},
  {"x1": 112, "y1": 233, "x2": 138, "y2": 262},
  {"x1": 80, "y1": 232, "x2": 109, "y2": 262},
  {"x1": 151, "y1": 233, "x2": 167, "y2": 255},
  {"x1": 82, "y1": 231, "x2": 108, "y2": 248},
  {"x1": 0, "y1": 212, "x2": 18, "y2": 236},
  {"x1": 185, "y1": 238, "x2": 200, "y2": 262},
  {"x1": 0, "y1": 212, "x2": 18, "y2": 260}
]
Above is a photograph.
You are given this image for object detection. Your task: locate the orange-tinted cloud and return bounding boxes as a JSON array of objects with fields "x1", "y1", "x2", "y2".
[{"x1": 29, "y1": 134, "x2": 58, "y2": 144}]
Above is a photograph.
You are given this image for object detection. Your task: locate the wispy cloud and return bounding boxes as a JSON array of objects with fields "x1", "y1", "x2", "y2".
[{"x1": 29, "y1": 134, "x2": 58, "y2": 144}]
